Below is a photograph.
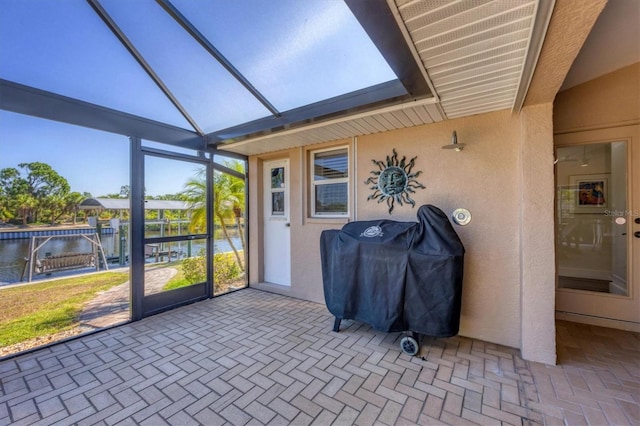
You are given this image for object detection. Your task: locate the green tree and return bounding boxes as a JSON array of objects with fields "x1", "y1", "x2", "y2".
[
  {"x1": 14, "y1": 193, "x2": 37, "y2": 225},
  {"x1": 42, "y1": 193, "x2": 67, "y2": 224},
  {"x1": 21, "y1": 162, "x2": 69, "y2": 198},
  {"x1": 1, "y1": 168, "x2": 32, "y2": 224},
  {"x1": 181, "y1": 162, "x2": 246, "y2": 270},
  {"x1": 119, "y1": 185, "x2": 130, "y2": 198},
  {"x1": 0, "y1": 162, "x2": 70, "y2": 224},
  {"x1": 0, "y1": 196, "x2": 12, "y2": 223},
  {"x1": 64, "y1": 192, "x2": 86, "y2": 224},
  {"x1": 0, "y1": 169, "x2": 18, "y2": 222},
  {"x1": 223, "y1": 164, "x2": 247, "y2": 253},
  {"x1": 181, "y1": 175, "x2": 206, "y2": 233}
]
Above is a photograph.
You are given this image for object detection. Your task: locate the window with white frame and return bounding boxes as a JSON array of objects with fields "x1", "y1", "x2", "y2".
[{"x1": 311, "y1": 147, "x2": 349, "y2": 217}]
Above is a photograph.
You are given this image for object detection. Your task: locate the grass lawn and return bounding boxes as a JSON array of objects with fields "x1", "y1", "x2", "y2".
[
  {"x1": 0, "y1": 272, "x2": 129, "y2": 347},
  {"x1": 163, "y1": 263, "x2": 190, "y2": 291}
]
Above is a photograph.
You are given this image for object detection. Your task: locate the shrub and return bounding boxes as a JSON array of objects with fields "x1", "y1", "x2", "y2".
[
  {"x1": 178, "y1": 250, "x2": 241, "y2": 286},
  {"x1": 213, "y1": 252, "x2": 241, "y2": 286},
  {"x1": 182, "y1": 254, "x2": 206, "y2": 284}
]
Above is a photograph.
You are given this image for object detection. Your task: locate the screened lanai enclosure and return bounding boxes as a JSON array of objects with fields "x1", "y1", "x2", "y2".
[
  {"x1": 1, "y1": 0, "x2": 636, "y2": 381},
  {"x1": 0, "y1": 0, "x2": 444, "y2": 354}
]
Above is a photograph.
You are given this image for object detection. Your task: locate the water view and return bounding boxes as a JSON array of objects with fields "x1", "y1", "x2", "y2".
[{"x1": 0, "y1": 229, "x2": 242, "y2": 285}]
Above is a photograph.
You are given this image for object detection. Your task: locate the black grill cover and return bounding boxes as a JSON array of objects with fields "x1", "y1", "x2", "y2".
[{"x1": 320, "y1": 205, "x2": 465, "y2": 337}]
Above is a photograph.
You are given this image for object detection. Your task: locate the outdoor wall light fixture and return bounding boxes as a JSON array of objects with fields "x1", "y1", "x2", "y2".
[{"x1": 441, "y1": 131, "x2": 465, "y2": 151}]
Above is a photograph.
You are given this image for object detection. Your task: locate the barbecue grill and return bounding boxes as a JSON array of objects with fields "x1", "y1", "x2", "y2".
[{"x1": 320, "y1": 205, "x2": 465, "y2": 355}]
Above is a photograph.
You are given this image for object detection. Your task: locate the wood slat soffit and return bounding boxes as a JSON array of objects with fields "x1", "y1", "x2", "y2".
[
  {"x1": 221, "y1": 0, "x2": 552, "y2": 155},
  {"x1": 393, "y1": 0, "x2": 549, "y2": 119}
]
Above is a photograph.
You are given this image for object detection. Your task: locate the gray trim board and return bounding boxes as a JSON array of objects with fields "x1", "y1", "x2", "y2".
[
  {"x1": 0, "y1": 79, "x2": 203, "y2": 149},
  {"x1": 130, "y1": 137, "x2": 145, "y2": 321},
  {"x1": 157, "y1": 0, "x2": 280, "y2": 117},
  {"x1": 208, "y1": 80, "x2": 415, "y2": 145},
  {"x1": 345, "y1": 0, "x2": 431, "y2": 99},
  {"x1": 88, "y1": 0, "x2": 204, "y2": 135}
]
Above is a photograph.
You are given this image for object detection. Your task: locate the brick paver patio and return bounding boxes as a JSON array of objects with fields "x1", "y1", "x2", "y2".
[{"x1": 0, "y1": 289, "x2": 638, "y2": 425}]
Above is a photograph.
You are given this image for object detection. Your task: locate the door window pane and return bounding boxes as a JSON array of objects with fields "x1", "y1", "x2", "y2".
[
  {"x1": 271, "y1": 167, "x2": 285, "y2": 189},
  {"x1": 144, "y1": 238, "x2": 207, "y2": 296},
  {"x1": 144, "y1": 156, "x2": 206, "y2": 238},
  {"x1": 272, "y1": 192, "x2": 285, "y2": 215},
  {"x1": 556, "y1": 142, "x2": 628, "y2": 295}
]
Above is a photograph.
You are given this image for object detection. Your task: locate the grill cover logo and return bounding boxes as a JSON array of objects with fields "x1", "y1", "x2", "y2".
[{"x1": 361, "y1": 226, "x2": 383, "y2": 238}]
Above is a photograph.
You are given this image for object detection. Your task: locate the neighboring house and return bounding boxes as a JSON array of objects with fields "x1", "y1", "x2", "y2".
[{"x1": 0, "y1": 0, "x2": 637, "y2": 365}]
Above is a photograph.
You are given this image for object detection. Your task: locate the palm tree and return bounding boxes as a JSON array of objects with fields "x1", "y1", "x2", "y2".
[
  {"x1": 14, "y1": 193, "x2": 36, "y2": 226},
  {"x1": 0, "y1": 194, "x2": 13, "y2": 223},
  {"x1": 221, "y1": 162, "x2": 247, "y2": 252},
  {"x1": 182, "y1": 173, "x2": 207, "y2": 233},
  {"x1": 64, "y1": 192, "x2": 85, "y2": 225},
  {"x1": 182, "y1": 164, "x2": 246, "y2": 270},
  {"x1": 42, "y1": 193, "x2": 67, "y2": 224}
]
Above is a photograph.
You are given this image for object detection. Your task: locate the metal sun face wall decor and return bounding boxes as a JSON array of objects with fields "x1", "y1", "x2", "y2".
[{"x1": 365, "y1": 149, "x2": 425, "y2": 214}]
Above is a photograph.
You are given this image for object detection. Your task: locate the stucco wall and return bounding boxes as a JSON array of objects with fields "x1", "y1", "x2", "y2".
[
  {"x1": 249, "y1": 142, "x2": 354, "y2": 304},
  {"x1": 554, "y1": 62, "x2": 640, "y2": 132},
  {"x1": 354, "y1": 111, "x2": 522, "y2": 348},
  {"x1": 524, "y1": 0, "x2": 607, "y2": 106},
  {"x1": 519, "y1": 104, "x2": 557, "y2": 365},
  {"x1": 249, "y1": 109, "x2": 560, "y2": 351}
]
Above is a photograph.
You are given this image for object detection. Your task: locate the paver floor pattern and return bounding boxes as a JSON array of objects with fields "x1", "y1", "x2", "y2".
[
  {"x1": 0, "y1": 289, "x2": 638, "y2": 425},
  {"x1": 531, "y1": 321, "x2": 639, "y2": 425}
]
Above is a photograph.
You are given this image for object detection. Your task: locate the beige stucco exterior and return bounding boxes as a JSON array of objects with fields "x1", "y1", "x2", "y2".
[
  {"x1": 249, "y1": 105, "x2": 557, "y2": 364},
  {"x1": 554, "y1": 62, "x2": 640, "y2": 133},
  {"x1": 518, "y1": 104, "x2": 557, "y2": 364},
  {"x1": 524, "y1": 0, "x2": 607, "y2": 106},
  {"x1": 247, "y1": 62, "x2": 639, "y2": 364},
  {"x1": 244, "y1": 1, "x2": 637, "y2": 363}
]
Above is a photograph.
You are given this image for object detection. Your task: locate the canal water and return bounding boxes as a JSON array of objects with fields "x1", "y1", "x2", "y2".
[{"x1": 0, "y1": 230, "x2": 242, "y2": 285}]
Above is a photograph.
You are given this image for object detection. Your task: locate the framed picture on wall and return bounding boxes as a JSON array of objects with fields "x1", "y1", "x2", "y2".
[{"x1": 569, "y1": 174, "x2": 609, "y2": 213}]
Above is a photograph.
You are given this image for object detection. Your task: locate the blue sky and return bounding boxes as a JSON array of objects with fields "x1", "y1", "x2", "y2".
[
  {"x1": 0, "y1": 0, "x2": 397, "y2": 197},
  {"x1": 0, "y1": 110, "x2": 207, "y2": 197},
  {"x1": 0, "y1": 111, "x2": 132, "y2": 197}
]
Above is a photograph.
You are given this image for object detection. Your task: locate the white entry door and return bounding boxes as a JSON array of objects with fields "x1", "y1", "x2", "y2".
[
  {"x1": 555, "y1": 134, "x2": 639, "y2": 330},
  {"x1": 263, "y1": 159, "x2": 291, "y2": 286}
]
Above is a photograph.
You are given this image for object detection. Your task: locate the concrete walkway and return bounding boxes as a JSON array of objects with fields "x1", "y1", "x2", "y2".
[{"x1": 77, "y1": 267, "x2": 177, "y2": 329}]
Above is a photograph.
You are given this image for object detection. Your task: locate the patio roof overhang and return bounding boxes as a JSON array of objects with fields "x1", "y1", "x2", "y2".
[
  {"x1": 0, "y1": 0, "x2": 609, "y2": 157},
  {"x1": 0, "y1": 0, "x2": 435, "y2": 155},
  {"x1": 0, "y1": 79, "x2": 204, "y2": 149}
]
